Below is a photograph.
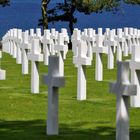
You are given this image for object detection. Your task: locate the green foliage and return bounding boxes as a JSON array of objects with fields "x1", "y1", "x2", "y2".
[
  {"x1": 0, "y1": 51, "x2": 140, "y2": 139},
  {"x1": 0, "y1": 0, "x2": 10, "y2": 7},
  {"x1": 76, "y1": 0, "x2": 121, "y2": 14},
  {"x1": 124, "y1": 0, "x2": 140, "y2": 5}
]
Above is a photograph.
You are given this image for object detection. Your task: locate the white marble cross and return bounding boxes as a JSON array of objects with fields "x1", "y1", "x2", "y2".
[
  {"x1": 2, "y1": 31, "x2": 10, "y2": 54},
  {"x1": 50, "y1": 28, "x2": 58, "y2": 55},
  {"x1": 123, "y1": 28, "x2": 130, "y2": 57},
  {"x1": 61, "y1": 28, "x2": 69, "y2": 46},
  {"x1": 29, "y1": 29, "x2": 35, "y2": 45},
  {"x1": 104, "y1": 28, "x2": 110, "y2": 41},
  {"x1": 9, "y1": 29, "x2": 14, "y2": 56},
  {"x1": 93, "y1": 28, "x2": 108, "y2": 81},
  {"x1": 0, "y1": 50, "x2": 6, "y2": 80},
  {"x1": 16, "y1": 29, "x2": 22, "y2": 64},
  {"x1": 36, "y1": 28, "x2": 42, "y2": 37},
  {"x1": 42, "y1": 30, "x2": 51, "y2": 65},
  {"x1": 104, "y1": 29, "x2": 117, "y2": 69},
  {"x1": 12, "y1": 28, "x2": 18, "y2": 58},
  {"x1": 115, "y1": 28, "x2": 124, "y2": 61},
  {"x1": 133, "y1": 28, "x2": 139, "y2": 45},
  {"x1": 138, "y1": 30, "x2": 140, "y2": 45},
  {"x1": 28, "y1": 38, "x2": 43, "y2": 94},
  {"x1": 81, "y1": 28, "x2": 95, "y2": 60},
  {"x1": 54, "y1": 33, "x2": 68, "y2": 76},
  {"x1": 130, "y1": 45, "x2": 140, "y2": 107},
  {"x1": 61, "y1": 28, "x2": 69, "y2": 59},
  {"x1": 72, "y1": 28, "x2": 81, "y2": 57},
  {"x1": 128, "y1": 28, "x2": 134, "y2": 54},
  {"x1": 110, "y1": 61, "x2": 136, "y2": 140},
  {"x1": 73, "y1": 40, "x2": 92, "y2": 100},
  {"x1": 20, "y1": 31, "x2": 30, "y2": 74},
  {"x1": 44, "y1": 56, "x2": 65, "y2": 135}
]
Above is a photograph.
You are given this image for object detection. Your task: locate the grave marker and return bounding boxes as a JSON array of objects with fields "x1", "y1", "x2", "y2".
[
  {"x1": 93, "y1": 28, "x2": 108, "y2": 81},
  {"x1": 20, "y1": 31, "x2": 30, "y2": 74},
  {"x1": 0, "y1": 51, "x2": 6, "y2": 80},
  {"x1": 42, "y1": 30, "x2": 51, "y2": 65},
  {"x1": 16, "y1": 29, "x2": 22, "y2": 64},
  {"x1": 73, "y1": 40, "x2": 91, "y2": 100},
  {"x1": 123, "y1": 28, "x2": 130, "y2": 57},
  {"x1": 104, "y1": 30, "x2": 117, "y2": 69},
  {"x1": 130, "y1": 45, "x2": 140, "y2": 107},
  {"x1": 28, "y1": 38, "x2": 43, "y2": 94},
  {"x1": 115, "y1": 28, "x2": 124, "y2": 61},
  {"x1": 12, "y1": 28, "x2": 18, "y2": 58},
  {"x1": 44, "y1": 56, "x2": 65, "y2": 135},
  {"x1": 54, "y1": 33, "x2": 68, "y2": 76},
  {"x1": 128, "y1": 28, "x2": 134, "y2": 54},
  {"x1": 110, "y1": 61, "x2": 136, "y2": 140}
]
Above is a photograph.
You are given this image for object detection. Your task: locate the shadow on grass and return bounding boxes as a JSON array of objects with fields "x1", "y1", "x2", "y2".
[{"x1": 0, "y1": 120, "x2": 140, "y2": 140}]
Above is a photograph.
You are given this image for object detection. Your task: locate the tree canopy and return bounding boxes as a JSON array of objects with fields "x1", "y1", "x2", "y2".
[
  {"x1": 0, "y1": 0, "x2": 10, "y2": 7},
  {"x1": 124, "y1": 0, "x2": 140, "y2": 5}
]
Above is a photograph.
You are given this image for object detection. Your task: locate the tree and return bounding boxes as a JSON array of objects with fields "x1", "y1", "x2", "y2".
[
  {"x1": 124, "y1": 0, "x2": 140, "y2": 4},
  {"x1": 39, "y1": 0, "x2": 51, "y2": 30},
  {"x1": 76, "y1": 0, "x2": 120, "y2": 14},
  {"x1": 40, "y1": 0, "x2": 121, "y2": 34},
  {"x1": 0, "y1": 0, "x2": 10, "y2": 7}
]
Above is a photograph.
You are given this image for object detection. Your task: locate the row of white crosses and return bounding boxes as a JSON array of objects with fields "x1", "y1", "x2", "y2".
[
  {"x1": 2, "y1": 28, "x2": 68, "y2": 136},
  {"x1": 2, "y1": 28, "x2": 69, "y2": 94},
  {"x1": 72, "y1": 27, "x2": 140, "y2": 100},
  {"x1": 2, "y1": 27, "x2": 140, "y2": 137}
]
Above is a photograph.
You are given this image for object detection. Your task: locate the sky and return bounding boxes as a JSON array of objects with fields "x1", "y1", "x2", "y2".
[{"x1": 0, "y1": 0, "x2": 140, "y2": 38}]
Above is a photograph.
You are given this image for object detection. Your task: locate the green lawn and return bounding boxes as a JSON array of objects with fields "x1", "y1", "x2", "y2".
[{"x1": 0, "y1": 51, "x2": 140, "y2": 140}]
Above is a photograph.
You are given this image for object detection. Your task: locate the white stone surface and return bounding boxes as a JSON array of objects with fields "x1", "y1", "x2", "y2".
[
  {"x1": 72, "y1": 28, "x2": 81, "y2": 57},
  {"x1": 28, "y1": 38, "x2": 43, "y2": 94},
  {"x1": 115, "y1": 28, "x2": 124, "y2": 61},
  {"x1": 130, "y1": 45, "x2": 140, "y2": 107},
  {"x1": 104, "y1": 29, "x2": 117, "y2": 69},
  {"x1": 81, "y1": 28, "x2": 95, "y2": 60},
  {"x1": 2, "y1": 31, "x2": 10, "y2": 54},
  {"x1": 44, "y1": 56, "x2": 65, "y2": 135},
  {"x1": 0, "y1": 69, "x2": 6, "y2": 80},
  {"x1": 9, "y1": 29, "x2": 14, "y2": 56},
  {"x1": 12, "y1": 28, "x2": 18, "y2": 58},
  {"x1": 20, "y1": 31, "x2": 30, "y2": 74},
  {"x1": 50, "y1": 28, "x2": 57, "y2": 55},
  {"x1": 93, "y1": 28, "x2": 108, "y2": 81},
  {"x1": 42, "y1": 30, "x2": 51, "y2": 65},
  {"x1": 0, "y1": 51, "x2": 2, "y2": 59},
  {"x1": 110, "y1": 61, "x2": 136, "y2": 140},
  {"x1": 128, "y1": 28, "x2": 134, "y2": 54},
  {"x1": 16, "y1": 29, "x2": 22, "y2": 64},
  {"x1": 123, "y1": 28, "x2": 130, "y2": 57},
  {"x1": 73, "y1": 40, "x2": 92, "y2": 100},
  {"x1": 54, "y1": 33, "x2": 68, "y2": 76},
  {"x1": 61, "y1": 28, "x2": 69, "y2": 59}
]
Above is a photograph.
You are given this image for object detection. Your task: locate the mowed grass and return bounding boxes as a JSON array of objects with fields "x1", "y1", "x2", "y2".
[{"x1": 0, "y1": 51, "x2": 140, "y2": 140}]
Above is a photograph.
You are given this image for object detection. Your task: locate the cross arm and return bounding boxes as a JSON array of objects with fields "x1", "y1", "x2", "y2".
[
  {"x1": 110, "y1": 82, "x2": 137, "y2": 96},
  {"x1": 130, "y1": 61, "x2": 140, "y2": 70},
  {"x1": 92, "y1": 46, "x2": 108, "y2": 54},
  {"x1": 44, "y1": 75, "x2": 65, "y2": 88}
]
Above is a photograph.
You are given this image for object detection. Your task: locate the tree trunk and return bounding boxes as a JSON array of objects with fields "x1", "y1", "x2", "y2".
[{"x1": 42, "y1": 0, "x2": 48, "y2": 30}]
